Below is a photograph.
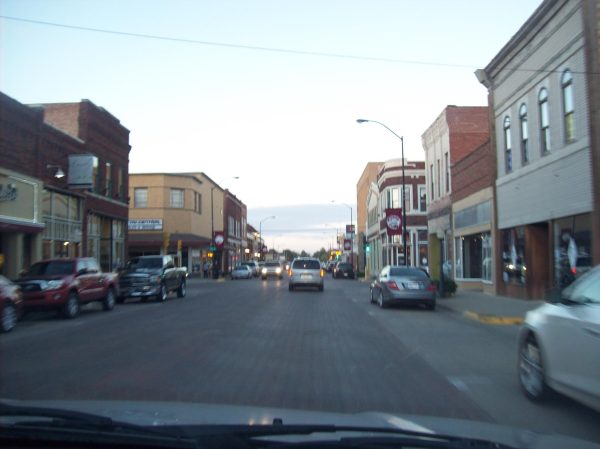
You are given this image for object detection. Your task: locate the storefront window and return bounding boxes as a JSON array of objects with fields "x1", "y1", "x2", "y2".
[
  {"x1": 502, "y1": 227, "x2": 526, "y2": 285},
  {"x1": 482, "y1": 233, "x2": 492, "y2": 282},
  {"x1": 554, "y1": 213, "x2": 592, "y2": 288},
  {"x1": 418, "y1": 230, "x2": 428, "y2": 268}
]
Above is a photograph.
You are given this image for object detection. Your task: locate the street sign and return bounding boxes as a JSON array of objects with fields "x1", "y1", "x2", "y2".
[{"x1": 346, "y1": 224, "x2": 355, "y2": 235}]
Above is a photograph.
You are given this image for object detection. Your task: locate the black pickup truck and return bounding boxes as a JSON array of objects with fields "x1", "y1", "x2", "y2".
[{"x1": 117, "y1": 255, "x2": 187, "y2": 303}]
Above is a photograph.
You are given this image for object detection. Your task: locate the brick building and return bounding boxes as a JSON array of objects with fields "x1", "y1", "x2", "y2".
[
  {"x1": 450, "y1": 139, "x2": 497, "y2": 293},
  {"x1": 356, "y1": 162, "x2": 382, "y2": 275},
  {"x1": 421, "y1": 106, "x2": 489, "y2": 284},
  {"x1": 0, "y1": 92, "x2": 130, "y2": 277},
  {"x1": 365, "y1": 158, "x2": 428, "y2": 278}
]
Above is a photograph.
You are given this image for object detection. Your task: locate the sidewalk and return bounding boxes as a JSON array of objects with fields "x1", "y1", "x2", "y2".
[{"x1": 437, "y1": 289, "x2": 544, "y2": 325}]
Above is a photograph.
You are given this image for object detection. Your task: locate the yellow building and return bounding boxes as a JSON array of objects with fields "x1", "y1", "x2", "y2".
[{"x1": 128, "y1": 173, "x2": 223, "y2": 273}]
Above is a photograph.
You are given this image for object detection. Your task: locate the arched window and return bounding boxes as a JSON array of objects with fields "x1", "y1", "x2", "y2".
[
  {"x1": 503, "y1": 116, "x2": 512, "y2": 172},
  {"x1": 519, "y1": 103, "x2": 528, "y2": 164},
  {"x1": 562, "y1": 70, "x2": 574, "y2": 142},
  {"x1": 539, "y1": 88, "x2": 550, "y2": 153}
]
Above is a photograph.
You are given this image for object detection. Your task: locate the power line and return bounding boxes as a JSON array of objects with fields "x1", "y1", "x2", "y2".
[
  {"x1": 1, "y1": 15, "x2": 593, "y2": 76},
  {"x1": 0, "y1": 14, "x2": 478, "y2": 69}
]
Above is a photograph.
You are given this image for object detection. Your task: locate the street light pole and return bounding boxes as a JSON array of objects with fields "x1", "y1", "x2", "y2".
[
  {"x1": 357, "y1": 119, "x2": 408, "y2": 266},
  {"x1": 259, "y1": 215, "x2": 276, "y2": 261}
]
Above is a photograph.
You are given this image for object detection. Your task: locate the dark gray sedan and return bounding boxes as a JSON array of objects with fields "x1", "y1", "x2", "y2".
[{"x1": 370, "y1": 266, "x2": 437, "y2": 310}]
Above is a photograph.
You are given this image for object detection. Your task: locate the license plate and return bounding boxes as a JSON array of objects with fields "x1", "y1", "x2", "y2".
[
  {"x1": 406, "y1": 282, "x2": 421, "y2": 289},
  {"x1": 301, "y1": 274, "x2": 312, "y2": 279},
  {"x1": 343, "y1": 273, "x2": 348, "y2": 277},
  {"x1": 131, "y1": 292, "x2": 141, "y2": 296}
]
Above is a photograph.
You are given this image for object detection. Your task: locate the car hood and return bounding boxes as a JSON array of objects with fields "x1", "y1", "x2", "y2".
[{"x1": 1, "y1": 399, "x2": 597, "y2": 448}]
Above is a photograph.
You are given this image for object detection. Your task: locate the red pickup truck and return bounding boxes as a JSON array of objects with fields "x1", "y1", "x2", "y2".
[{"x1": 17, "y1": 257, "x2": 119, "y2": 319}]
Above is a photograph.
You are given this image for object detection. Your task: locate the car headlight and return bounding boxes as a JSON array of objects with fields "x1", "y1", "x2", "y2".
[
  {"x1": 262, "y1": 268, "x2": 267, "y2": 274},
  {"x1": 44, "y1": 280, "x2": 65, "y2": 291},
  {"x1": 276, "y1": 267, "x2": 282, "y2": 274}
]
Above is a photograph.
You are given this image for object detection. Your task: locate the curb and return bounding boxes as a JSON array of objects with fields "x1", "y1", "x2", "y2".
[{"x1": 463, "y1": 310, "x2": 524, "y2": 325}]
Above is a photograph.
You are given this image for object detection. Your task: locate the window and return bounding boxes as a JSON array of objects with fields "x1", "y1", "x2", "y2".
[
  {"x1": 444, "y1": 152, "x2": 449, "y2": 193},
  {"x1": 539, "y1": 87, "x2": 551, "y2": 153},
  {"x1": 134, "y1": 188, "x2": 148, "y2": 208},
  {"x1": 170, "y1": 189, "x2": 184, "y2": 208},
  {"x1": 197, "y1": 193, "x2": 201, "y2": 213},
  {"x1": 429, "y1": 164, "x2": 434, "y2": 201},
  {"x1": 503, "y1": 116, "x2": 512, "y2": 172},
  {"x1": 105, "y1": 162, "x2": 112, "y2": 196},
  {"x1": 519, "y1": 104, "x2": 529, "y2": 164},
  {"x1": 562, "y1": 70, "x2": 574, "y2": 142},
  {"x1": 502, "y1": 227, "x2": 526, "y2": 285},
  {"x1": 436, "y1": 159, "x2": 441, "y2": 198},
  {"x1": 418, "y1": 186, "x2": 427, "y2": 212},
  {"x1": 92, "y1": 157, "x2": 100, "y2": 194}
]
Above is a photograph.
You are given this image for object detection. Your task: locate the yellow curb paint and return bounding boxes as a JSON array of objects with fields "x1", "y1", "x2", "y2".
[{"x1": 463, "y1": 310, "x2": 524, "y2": 325}]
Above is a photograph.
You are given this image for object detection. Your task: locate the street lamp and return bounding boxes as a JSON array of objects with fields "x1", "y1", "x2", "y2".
[
  {"x1": 357, "y1": 119, "x2": 408, "y2": 266},
  {"x1": 331, "y1": 200, "x2": 353, "y2": 270},
  {"x1": 259, "y1": 216, "x2": 276, "y2": 260}
]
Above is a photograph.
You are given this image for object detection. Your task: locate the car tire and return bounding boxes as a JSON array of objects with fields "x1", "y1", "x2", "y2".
[
  {"x1": 369, "y1": 289, "x2": 375, "y2": 304},
  {"x1": 262, "y1": 277, "x2": 266, "y2": 281},
  {"x1": 289, "y1": 284, "x2": 294, "y2": 291},
  {"x1": 63, "y1": 292, "x2": 80, "y2": 319},
  {"x1": 177, "y1": 279, "x2": 186, "y2": 298},
  {"x1": 103, "y1": 288, "x2": 116, "y2": 311},
  {"x1": 377, "y1": 290, "x2": 387, "y2": 309},
  {"x1": 1, "y1": 303, "x2": 17, "y2": 333},
  {"x1": 518, "y1": 334, "x2": 549, "y2": 401},
  {"x1": 318, "y1": 285, "x2": 324, "y2": 292},
  {"x1": 157, "y1": 283, "x2": 168, "y2": 302},
  {"x1": 116, "y1": 296, "x2": 125, "y2": 304},
  {"x1": 425, "y1": 300, "x2": 436, "y2": 311}
]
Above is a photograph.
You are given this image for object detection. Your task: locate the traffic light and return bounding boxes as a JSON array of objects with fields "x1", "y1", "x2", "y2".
[
  {"x1": 207, "y1": 251, "x2": 214, "y2": 258},
  {"x1": 365, "y1": 244, "x2": 371, "y2": 253}
]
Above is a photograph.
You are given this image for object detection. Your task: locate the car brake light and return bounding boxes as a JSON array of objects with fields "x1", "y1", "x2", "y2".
[
  {"x1": 427, "y1": 284, "x2": 437, "y2": 292},
  {"x1": 386, "y1": 281, "x2": 400, "y2": 290},
  {"x1": 571, "y1": 267, "x2": 577, "y2": 275}
]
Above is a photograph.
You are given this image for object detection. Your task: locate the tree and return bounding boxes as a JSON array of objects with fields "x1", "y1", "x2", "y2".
[{"x1": 312, "y1": 247, "x2": 328, "y2": 262}]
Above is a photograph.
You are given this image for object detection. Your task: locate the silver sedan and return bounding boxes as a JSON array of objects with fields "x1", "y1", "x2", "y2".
[
  {"x1": 518, "y1": 265, "x2": 600, "y2": 412},
  {"x1": 231, "y1": 265, "x2": 253, "y2": 280},
  {"x1": 370, "y1": 265, "x2": 437, "y2": 310}
]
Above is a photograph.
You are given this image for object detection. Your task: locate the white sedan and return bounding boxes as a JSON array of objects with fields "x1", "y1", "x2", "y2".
[{"x1": 518, "y1": 265, "x2": 600, "y2": 412}]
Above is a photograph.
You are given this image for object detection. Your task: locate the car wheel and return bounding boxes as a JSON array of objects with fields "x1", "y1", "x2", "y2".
[
  {"x1": 289, "y1": 284, "x2": 294, "y2": 291},
  {"x1": 425, "y1": 300, "x2": 436, "y2": 311},
  {"x1": 157, "y1": 283, "x2": 168, "y2": 302},
  {"x1": 63, "y1": 292, "x2": 80, "y2": 319},
  {"x1": 318, "y1": 284, "x2": 324, "y2": 292},
  {"x1": 369, "y1": 289, "x2": 375, "y2": 304},
  {"x1": 1, "y1": 303, "x2": 17, "y2": 333},
  {"x1": 103, "y1": 288, "x2": 116, "y2": 311},
  {"x1": 377, "y1": 290, "x2": 387, "y2": 309},
  {"x1": 177, "y1": 279, "x2": 186, "y2": 298},
  {"x1": 518, "y1": 334, "x2": 548, "y2": 401},
  {"x1": 116, "y1": 296, "x2": 125, "y2": 304}
]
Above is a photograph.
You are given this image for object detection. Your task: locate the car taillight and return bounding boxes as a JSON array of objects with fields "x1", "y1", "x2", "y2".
[
  {"x1": 427, "y1": 283, "x2": 437, "y2": 292},
  {"x1": 320, "y1": 269, "x2": 324, "y2": 277},
  {"x1": 386, "y1": 281, "x2": 400, "y2": 290}
]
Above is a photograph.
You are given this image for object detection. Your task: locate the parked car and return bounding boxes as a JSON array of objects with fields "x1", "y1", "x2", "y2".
[
  {"x1": 261, "y1": 260, "x2": 283, "y2": 280},
  {"x1": 370, "y1": 266, "x2": 437, "y2": 310},
  {"x1": 333, "y1": 262, "x2": 355, "y2": 279},
  {"x1": 231, "y1": 265, "x2": 253, "y2": 280},
  {"x1": 118, "y1": 255, "x2": 187, "y2": 303},
  {"x1": 16, "y1": 258, "x2": 118, "y2": 319},
  {"x1": 517, "y1": 265, "x2": 600, "y2": 412},
  {"x1": 1, "y1": 275, "x2": 23, "y2": 332},
  {"x1": 288, "y1": 257, "x2": 324, "y2": 291},
  {"x1": 240, "y1": 261, "x2": 259, "y2": 277}
]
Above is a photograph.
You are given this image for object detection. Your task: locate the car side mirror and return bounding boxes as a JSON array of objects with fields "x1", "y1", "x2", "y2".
[{"x1": 545, "y1": 287, "x2": 562, "y2": 304}]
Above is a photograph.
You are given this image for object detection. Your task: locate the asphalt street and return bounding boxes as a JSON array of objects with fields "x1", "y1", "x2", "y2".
[{"x1": 1, "y1": 275, "x2": 599, "y2": 443}]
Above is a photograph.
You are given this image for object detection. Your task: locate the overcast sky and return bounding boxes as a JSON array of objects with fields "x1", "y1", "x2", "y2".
[{"x1": 0, "y1": 0, "x2": 542, "y2": 252}]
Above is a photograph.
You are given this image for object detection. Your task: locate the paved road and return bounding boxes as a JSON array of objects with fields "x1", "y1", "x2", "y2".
[{"x1": 1, "y1": 276, "x2": 599, "y2": 443}]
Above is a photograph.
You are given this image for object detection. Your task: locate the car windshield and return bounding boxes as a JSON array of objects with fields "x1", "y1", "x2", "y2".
[
  {"x1": 25, "y1": 261, "x2": 74, "y2": 276},
  {"x1": 126, "y1": 258, "x2": 162, "y2": 270},
  {"x1": 389, "y1": 268, "x2": 428, "y2": 279},
  {"x1": 3, "y1": 1, "x2": 600, "y2": 445},
  {"x1": 293, "y1": 260, "x2": 320, "y2": 270}
]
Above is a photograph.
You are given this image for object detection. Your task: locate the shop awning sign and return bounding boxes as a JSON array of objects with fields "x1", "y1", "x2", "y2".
[{"x1": 128, "y1": 219, "x2": 163, "y2": 231}]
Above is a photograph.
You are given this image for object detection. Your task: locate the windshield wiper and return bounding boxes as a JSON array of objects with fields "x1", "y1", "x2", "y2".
[
  {"x1": 159, "y1": 424, "x2": 515, "y2": 449},
  {"x1": 0, "y1": 402, "x2": 197, "y2": 448}
]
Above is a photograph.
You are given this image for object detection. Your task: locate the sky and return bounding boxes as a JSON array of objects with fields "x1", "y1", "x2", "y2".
[{"x1": 0, "y1": 0, "x2": 542, "y2": 253}]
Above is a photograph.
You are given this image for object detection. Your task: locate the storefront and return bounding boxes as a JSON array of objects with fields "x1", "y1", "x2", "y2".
[
  {"x1": 453, "y1": 199, "x2": 494, "y2": 291},
  {"x1": 0, "y1": 169, "x2": 44, "y2": 278},
  {"x1": 87, "y1": 212, "x2": 126, "y2": 272},
  {"x1": 42, "y1": 188, "x2": 83, "y2": 259}
]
